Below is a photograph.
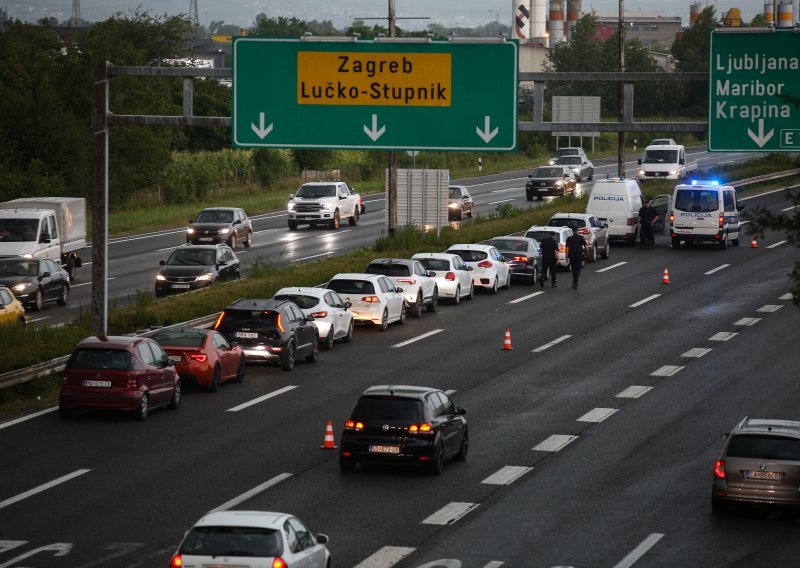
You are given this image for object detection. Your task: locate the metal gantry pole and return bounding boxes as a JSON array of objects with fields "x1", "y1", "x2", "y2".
[
  {"x1": 387, "y1": 0, "x2": 398, "y2": 237},
  {"x1": 617, "y1": 0, "x2": 625, "y2": 178},
  {"x1": 91, "y1": 61, "x2": 109, "y2": 336}
]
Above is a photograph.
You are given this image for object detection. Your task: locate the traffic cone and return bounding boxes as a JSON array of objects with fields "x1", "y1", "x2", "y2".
[
  {"x1": 501, "y1": 328, "x2": 514, "y2": 350},
  {"x1": 750, "y1": 236, "x2": 759, "y2": 248},
  {"x1": 320, "y1": 420, "x2": 337, "y2": 449},
  {"x1": 661, "y1": 266, "x2": 671, "y2": 285}
]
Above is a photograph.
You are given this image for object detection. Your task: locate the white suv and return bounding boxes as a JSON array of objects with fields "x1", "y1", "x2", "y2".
[
  {"x1": 547, "y1": 213, "x2": 610, "y2": 262},
  {"x1": 364, "y1": 258, "x2": 438, "y2": 317},
  {"x1": 326, "y1": 273, "x2": 406, "y2": 331}
]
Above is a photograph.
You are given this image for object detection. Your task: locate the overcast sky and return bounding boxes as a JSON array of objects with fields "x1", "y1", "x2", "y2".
[{"x1": 5, "y1": 0, "x2": 766, "y2": 32}]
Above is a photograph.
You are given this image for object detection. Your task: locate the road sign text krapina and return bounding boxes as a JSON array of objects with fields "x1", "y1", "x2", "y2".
[
  {"x1": 709, "y1": 29, "x2": 800, "y2": 152},
  {"x1": 232, "y1": 38, "x2": 518, "y2": 151}
]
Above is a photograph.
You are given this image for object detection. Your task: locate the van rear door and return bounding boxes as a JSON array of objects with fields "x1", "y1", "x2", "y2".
[{"x1": 672, "y1": 188, "x2": 720, "y2": 236}]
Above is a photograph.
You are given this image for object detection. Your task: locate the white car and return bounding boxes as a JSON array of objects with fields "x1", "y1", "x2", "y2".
[
  {"x1": 524, "y1": 225, "x2": 574, "y2": 269},
  {"x1": 446, "y1": 243, "x2": 511, "y2": 294},
  {"x1": 326, "y1": 273, "x2": 406, "y2": 331},
  {"x1": 411, "y1": 252, "x2": 475, "y2": 304},
  {"x1": 169, "y1": 510, "x2": 331, "y2": 568},
  {"x1": 364, "y1": 258, "x2": 438, "y2": 317},
  {"x1": 273, "y1": 287, "x2": 354, "y2": 350}
]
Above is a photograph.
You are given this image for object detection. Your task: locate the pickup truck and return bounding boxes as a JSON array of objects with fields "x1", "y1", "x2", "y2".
[
  {"x1": 637, "y1": 144, "x2": 697, "y2": 181},
  {"x1": 0, "y1": 197, "x2": 86, "y2": 280},
  {"x1": 287, "y1": 181, "x2": 361, "y2": 230}
]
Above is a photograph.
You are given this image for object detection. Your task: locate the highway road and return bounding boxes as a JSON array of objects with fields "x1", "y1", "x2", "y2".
[
  {"x1": 0, "y1": 185, "x2": 797, "y2": 567},
  {"x1": 28, "y1": 148, "x2": 761, "y2": 328}
]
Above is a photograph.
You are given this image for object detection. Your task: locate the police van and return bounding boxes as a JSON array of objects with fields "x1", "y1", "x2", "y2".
[
  {"x1": 585, "y1": 177, "x2": 644, "y2": 245},
  {"x1": 669, "y1": 180, "x2": 744, "y2": 250}
]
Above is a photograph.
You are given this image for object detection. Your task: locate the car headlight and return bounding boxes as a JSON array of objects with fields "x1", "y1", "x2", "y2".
[
  {"x1": 572, "y1": 167, "x2": 580, "y2": 173},
  {"x1": 548, "y1": 159, "x2": 556, "y2": 165},
  {"x1": 219, "y1": 228, "x2": 230, "y2": 234},
  {"x1": 555, "y1": 180, "x2": 563, "y2": 186},
  {"x1": 322, "y1": 202, "x2": 336, "y2": 210},
  {"x1": 186, "y1": 228, "x2": 195, "y2": 235},
  {"x1": 12, "y1": 283, "x2": 30, "y2": 292},
  {"x1": 669, "y1": 170, "x2": 678, "y2": 175},
  {"x1": 638, "y1": 170, "x2": 645, "y2": 176},
  {"x1": 287, "y1": 203, "x2": 295, "y2": 211},
  {"x1": 196, "y1": 272, "x2": 214, "y2": 282},
  {"x1": 155, "y1": 274, "x2": 166, "y2": 281},
  {"x1": 448, "y1": 203, "x2": 459, "y2": 208}
]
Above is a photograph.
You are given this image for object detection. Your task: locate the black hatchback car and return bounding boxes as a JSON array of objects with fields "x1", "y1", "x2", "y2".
[
  {"x1": 214, "y1": 298, "x2": 319, "y2": 371},
  {"x1": 339, "y1": 385, "x2": 468, "y2": 475},
  {"x1": 155, "y1": 244, "x2": 240, "y2": 298},
  {"x1": 0, "y1": 258, "x2": 70, "y2": 311},
  {"x1": 186, "y1": 207, "x2": 253, "y2": 249}
]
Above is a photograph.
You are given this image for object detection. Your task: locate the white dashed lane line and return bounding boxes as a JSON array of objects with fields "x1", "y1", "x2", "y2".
[
  {"x1": 577, "y1": 408, "x2": 618, "y2": 423},
  {"x1": 391, "y1": 329, "x2": 444, "y2": 348},
  {"x1": 682, "y1": 347, "x2": 712, "y2": 358},
  {"x1": 488, "y1": 198, "x2": 515, "y2": 205},
  {"x1": 481, "y1": 466, "x2": 533, "y2": 485},
  {"x1": 508, "y1": 291, "x2": 544, "y2": 304},
  {"x1": 780, "y1": 205, "x2": 797, "y2": 212},
  {"x1": 292, "y1": 251, "x2": 335, "y2": 262},
  {"x1": 210, "y1": 473, "x2": 292, "y2": 513},
  {"x1": 532, "y1": 334, "x2": 572, "y2": 353},
  {"x1": 595, "y1": 261, "x2": 628, "y2": 273},
  {"x1": 757, "y1": 304, "x2": 783, "y2": 313},
  {"x1": 779, "y1": 293, "x2": 793, "y2": 300},
  {"x1": 422, "y1": 502, "x2": 479, "y2": 525},
  {"x1": 226, "y1": 386, "x2": 298, "y2": 412},
  {"x1": 651, "y1": 365, "x2": 684, "y2": 377},
  {"x1": 353, "y1": 546, "x2": 416, "y2": 568},
  {"x1": 612, "y1": 533, "x2": 665, "y2": 568},
  {"x1": 617, "y1": 385, "x2": 653, "y2": 399},
  {"x1": 0, "y1": 406, "x2": 57, "y2": 430},
  {"x1": 767, "y1": 240, "x2": 787, "y2": 248},
  {"x1": 734, "y1": 317, "x2": 761, "y2": 326},
  {"x1": 532, "y1": 434, "x2": 578, "y2": 452},
  {"x1": 704, "y1": 264, "x2": 730, "y2": 275},
  {"x1": 709, "y1": 331, "x2": 737, "y2": 341},
  {"x1": 629, "y1": 294, "x2": 661, "y2": 308},
  {"x1": 0, "y1": 469, "x2": 92, "y2": 510}
]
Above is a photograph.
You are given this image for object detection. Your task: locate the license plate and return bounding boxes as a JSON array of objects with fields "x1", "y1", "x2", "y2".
[
  {"x1": 745, "y1": 470, "x2": 781, "y2": 481},
  {"x1": 171, "y1": 284, "x2": 190, "y2": 289},
  {"x1": 236, "y1": 331, "x2": 258, "y2": 339},
  {"x1": 676, "y1": 228, "x2": 693, "y2": 233},
  {"x1": 538, "y1": 188, "x2": 550, "y2": 192},
  {"x1": 369, "y1": 445, "x2": 400, "y2": 454},
  {"x1": 199, "y1": 237, "x2": 213, "y2": 241},
  {"x1": 168, "y1": 355, "x2": 182, "y2": 363},
  {"x1": 83, "y1": 379, "x2": 111, "y2": 388}
]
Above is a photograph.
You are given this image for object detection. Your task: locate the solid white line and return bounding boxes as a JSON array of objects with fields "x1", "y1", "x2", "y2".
[
  {"x1": 490, "y1": 186, "x2": 521, "y2": 193},
  {"x1": 532, "y1": 334, "x2": 572, "y2": 353},
  {"x1": 780, "y1": 205, "x2": 797, "y2": 212},
  {"x1": 532, "y1": 434, "x2": 577, "y2": 452},
  {"x1": 616, "y1": 385, "x2": 653, "y2": 399},
  {"x1": 757, "y1": 304, "x2": 783, "y2": 313},
  {"x1": 629, "y1": 294, "x2": 661, "y2": 308},
  {"x1": 226, "y1": 386, "x2": 298, "y2": 412},
  {"x1": 154, "y1": 245, "x2": 179, "y2": 253},
  {"x1": 651, "y1": 365, "x2": 684, "y2": 377},
  {"x1": 0, "y1": 469, "x2": 92, "y2": 510},
  {"x1": 391, "y1": 329, "x2": 444, "y2": 348},
  {"x1": 767, "y1": 240, "x2": 787, "y2": 248},
  {"x1": 577, "y1": 408, "x2": 618, "y2": 423},
  {"x1": 209, "y1": 473, "x2": 292, "y2": 513},
  {"x1": 733, "y1": 317, "x2": 761, "y2": 326},
  {"x1": 71, "y1": 282, "x2": 91, "y2": 288},
  {"x1": 26, "y1": 316, "x2": 51, "y2": 323},
  {"x1": 595, "y1": 261, "x2": 628, "y2": 273},
  {"x1": 353, "y1": 546, "x2": 416, "y2": 568},
  {"x1": 488, "y1": 198, "x2": 515, "y2": 205},
  {"x1": 508, "y1": 291, "x2": 544, "y2": 304},
  {"x1": 0, "y1": 406, "x2": 57, "y2": 430},
  {"x1": 293, "y1": 251, "x2": 334, "y2": 262},
  {"x1": 612, "y1": 533, "x2": 665, "y2": 568},
  {"x1": 704, "y1": 264, "x2": 730, "y2": 275},
  {"x1": 444, "y1": 389, "x2": 457, "y2": 396},
  {"x1": 779, "y1": 293, "x2": 794, "y2": 300},
  {"x1": 422, "y1": 502, "x2": 479, "y2": 525},
  {"x1": 482, "y1": 465, "x2": 533, "y2": 485},
  {"x1": 682, "y1": 347, "x2": 712, "y2": 358},
  {"x1": 709, "y1": 331, "x2": 737, "y2": 341}
]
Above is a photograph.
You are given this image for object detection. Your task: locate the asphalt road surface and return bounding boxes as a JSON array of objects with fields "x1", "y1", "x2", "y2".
[{"x1": 0, "y1": 185, "x2": 798, "y2": 568}]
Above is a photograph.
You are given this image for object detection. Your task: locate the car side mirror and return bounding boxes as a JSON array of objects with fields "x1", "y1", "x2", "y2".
[
  {"x1": 396, "y1": 287, "x2": 404, "y2": 293},
  {"x1": 637, "y1": 159, "x2": 642, "y2": 165},
  {"x1": 306, "y1": 314, "x2": 315, "y2": 322},
  {"x1": 603, "y1": 223, "x2": 609, "y2": 228},
  {"x1": 456, "y1": 406, "x2": 467, "y2": 415},
  {"x1": 736, "y1": 202, "x2": 745, "y2": 211},
  {"x1": 720, "y1": 432, "x2": 730, "y2": 440},
  {"x1": 467, "y1": 266, "x2": 473, "y2": 271},
  {"x1": 426, "y1": 271, "x2": 435, "y2": 277},
  {"x1": 679, "y1": 158, "x2": 685, "y2": 165},
  {"x1": 316, "y1": 534, "x2": 329, "y2": 545},
  {"x1": 344, "y1": 300, "x2": 352, "y2": 309},
  {"x1": 527, "y1": 175, "x2": 533, "y2": 179},
  {"x1": 159, "y1": 260, "x2": 166, "y2": 265},
  {"x1": 162, "y1": 356, "x2": 173, "y2": 367},
  {"x1": 39, "y1": 233, "x2": 51, "y2": 244},
  {"x1": 188, "y1": 219, "x2": 194, "y2": 224},
  {"x1": 288, "y1": 193, "x2": 294, "y2": 199},
  {"x1": 40, "y1": 271, "x2": 51, "y2": 279},
  {"x1": 233, "y1": 220, "x2": 241, "y2": 225}
]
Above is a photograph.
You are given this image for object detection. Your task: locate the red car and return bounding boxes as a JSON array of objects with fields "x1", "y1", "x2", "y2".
[
  {"x1": 152, "y1": 328, "x2": 245, "y2": 391},
  {"x1": 59, "y1": 336, "x2": 181, "y2": 421}
]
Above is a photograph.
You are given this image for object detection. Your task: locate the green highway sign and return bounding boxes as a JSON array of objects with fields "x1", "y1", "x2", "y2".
[
  {"x1": 232, "y1": 38, "x2": 518, "y2": 151},
  {"x1": 709, "y1": 30, "x2": 800, "y2": 152}
]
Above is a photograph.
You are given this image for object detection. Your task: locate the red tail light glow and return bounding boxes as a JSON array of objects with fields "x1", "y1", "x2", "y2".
[
  {"x1": 719, "y1": 214, "x2": 725, "y2": 229},
  {"x1": 714, "y1": 459, "x2": 726, "y2": 479},
  {"x1": 513, "y1": 255, "x2": 529, "y2": 263},
  {"x1": 310, "y1": 311, "x2": 328, "y2": 319},
  {"x1": 577, "y1": 228, "x2": 591, "y2": 235},
  {"x1": 408, "y1": 423, "x2": 432, "y2": 433},
  {"x1": 169, "y1": 554, "x2": 183, "y2": 568},
  {"x1": 189, "y1": 353, "x2": 207, "y2": 362},
  {"x1": 626, "y1": 217, "x2": 635, "y2": 226},
  {"x1": 125, "y1": 377, "x2": 138, "y2": 391},
  {"x1": 213, "y1": 311, "x2": 225, "y2": 330},
  {"x1": 397, "y1": 278, "x2": 416, "y2": 285},
  {"x1": 669, "y1": 212, "x2": 675, "y2": 224},
  {"x1": 362, "y1": 295, "x2": 380, "y2": 303},
  {"x1": 272, "y1": 558, "x2": 287, "y2": 568},
  {"x1": 445, "y1": 272, "x2": 456, "y2": 281},
  {"x1": 477, "y1": 260, "x2": 493, "y2": 268},
  {"x1": 345, "y1": 419, "x2": 364, "y2": 430},
  {"x1": 276, "y1": 313, "x2": 285, "y2": 333},
  {"x1": 558, "y1": 244, "x2": 566, "y2": 252}
]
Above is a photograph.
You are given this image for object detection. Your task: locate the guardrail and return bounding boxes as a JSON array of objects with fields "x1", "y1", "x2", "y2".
[{"x1": 3, "y1": 167, "x2": 798, "y2": 391}]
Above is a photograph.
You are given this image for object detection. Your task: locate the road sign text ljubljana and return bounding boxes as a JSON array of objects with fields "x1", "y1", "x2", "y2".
[
  {"x1": 233, "y1": 38, "x2": 518, "y2": 151},
  {"x1": 709, "y1": 30, "x2": 800, "y2": 152}
]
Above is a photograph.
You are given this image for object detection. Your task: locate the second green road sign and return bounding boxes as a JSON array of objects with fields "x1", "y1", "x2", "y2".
[
  {"x1": 709, "y1": 29, "x2": 800, "y2": 152},
  {"x1": 233, "y1": 38, "x2": 518, "y2": 151}
]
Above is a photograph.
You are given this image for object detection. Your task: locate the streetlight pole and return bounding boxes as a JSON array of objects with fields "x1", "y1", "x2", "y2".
[{"x1": 617, "y1": 0, "x2": 625, "y2": 177}]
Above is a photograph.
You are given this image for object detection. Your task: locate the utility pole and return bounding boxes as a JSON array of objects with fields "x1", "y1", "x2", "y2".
[
  {"x1": 388, "y1": 0, "x2": 397, "y2": 237},
  {"x1": 617, "y1": 0, "x2": 625, "y2": 177}
]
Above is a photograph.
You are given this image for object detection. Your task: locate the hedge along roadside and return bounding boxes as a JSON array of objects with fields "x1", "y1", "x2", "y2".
[{"x1": 0, "y1": 196, "x2": 586, "y2": 376}]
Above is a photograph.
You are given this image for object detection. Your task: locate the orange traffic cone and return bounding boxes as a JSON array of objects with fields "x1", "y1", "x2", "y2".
[
  {"x1": 661, "y1": 266, "x2": 671, "y2": 285},
  {"x1": 321, "y1": 420, "x2": 337, "y2": 449},
  {"x1": 750, "y1": 236, "x2": 759, "y2": 248},
  {"x1": 501, "y1": 328, "x2": 514, "y2": 350}
]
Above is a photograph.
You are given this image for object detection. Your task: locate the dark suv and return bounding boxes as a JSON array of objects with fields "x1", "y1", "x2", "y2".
[
  {"x1": 186, "y1": 207, "x2": 252, "y2": 249},
  {"x1": 339, "y1": 385, "x2": 468, "y2": 475},
  {"x1": 214, "y1": 298, "x2": 319, "y2": 371},
  {"x1": 712, "y1": 417, "x2": 800, "y2": 513}
]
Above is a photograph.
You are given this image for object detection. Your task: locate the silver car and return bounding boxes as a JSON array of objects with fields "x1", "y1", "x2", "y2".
[{"x1": 547, "y1": 213, "x2": 610, "y2": 262}]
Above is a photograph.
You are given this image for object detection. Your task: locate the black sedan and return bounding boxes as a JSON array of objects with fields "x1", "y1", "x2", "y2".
[
  {"x1": 484, "y1": 236, "x2": 541, "y2": 284},
  {"x1": 525, "y1": 166, "x2": 577, "y2": 200},
  {"x1": 186, "y1": 207, "x2": 253, "y2": 249},
  {"x1": 0, "y1": 258, "x2": 69, "y2": 311},
  {"x1": 155, "y1": 244, "x2": 240, "y2": 298}
]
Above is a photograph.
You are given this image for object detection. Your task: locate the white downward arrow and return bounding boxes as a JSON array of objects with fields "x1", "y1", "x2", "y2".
[
  {"x1": 250, "y1": 112, "x2": 273, "y2": 139},
  {"x1": 747, "y1": 118, "x2": 774, "y2": 148},
  {"x1": 363, "y1": 114, "x2": 386, "y2": 142},
  {"x1": 476, "y1": 116, "x2": 499, "y2": 143}
]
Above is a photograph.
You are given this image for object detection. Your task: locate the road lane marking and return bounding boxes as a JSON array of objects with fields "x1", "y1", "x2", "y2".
[
  {"x1": 577, "y1": 408, "x2": 618, "y2": 423},
  {"x1": 0, "y1": 406, "x2": 57, "y2": 430},
  {"x1": 709, "y1": 331, "x2": 737, "y2": 341},
  {"x1": 508, "y1": 291, "x2": 544, "y2": 304},
  {"x1": 293, "y1": 251, "x2": 335, "y2": 262},
  {"x1": 767, "y1": 240, "x2": 787, "y2": 248},
  {"x1": 353, "y1": 546, "x2": 416, "y2": 568},
  {"x1": 488, "y1": 198, "x2": 515, "y2": 205},
  {"x1": 482, "y1": 466, "x2": 533, "y2": 485},
  {"x1": 780, "y1": 205, "x2": 797, "y2": 211},
  {"x1": 391, "y1": 329, "x2": 444, "y2": 348},
  {"x1": 629, "y1": 294, "x2": 661, "y2": 308},
  {"x1": 616, "y1": 386, "x2": 653, "y2": 399},
  {"x1": 651, "y1": 365, "x2": 684, "y2": 377},
  {"x1": 612, "y1": 533, "x2": 665, "y2": 568},
  {"x1": 682, "y1": 348, "x2": 712, "y2": 358},
  {"x1": 74, "y1": 543, "x2": 146, "y2": 568},
  {"x1": 71, "y1": 282, "x2": 91, "y2": 288},
  {"x1": 226, "y1": 386, "x2": 298, "y2": 412},
  {"x1": 490, "y1": 187, "x2": 521, "y2": 193},
  {"x1": 532, "y1": 334, "x2": 572, "y2": 353},
  {"x1": 704, "y1": 264, "x2": 730, "y2": 275},
  {"x1": 444, "y1": 389, "x2": 457, "y2": 396},
  {"x1": 757, "y1": 304, "x2": 782, "y2": 313},
  {"x1": 422, "y1": 502, "x2": 479, "y2": 525},
  {"x1": 210, "y1": 473, "x2": 292, "y2": 512},
  {"x1": 734, "y1": 317, "x2": 761, "y2": 326},
  {"x1": 0, "y1": 469, "x2": 92, "y2": 510},
  {"x1": 779, "y1": 293, "x2": 793, "y2": 300},
  {"x1": 595, "y1": 261, "x2": 628, "y2": 273},
  {"x1": 532, "y1": 434, "x2": 577, "y2": 452},
  {"x1": 26, "y1": 317, "x2": 51, "y2": 323},
  {"x1": 154, "y1": 245, "x2": 180, "y2": 252}
]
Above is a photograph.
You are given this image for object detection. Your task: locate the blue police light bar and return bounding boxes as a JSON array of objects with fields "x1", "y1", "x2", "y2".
[{"x1": 690, "y1": 179, "x2": 722, "y2": 186}]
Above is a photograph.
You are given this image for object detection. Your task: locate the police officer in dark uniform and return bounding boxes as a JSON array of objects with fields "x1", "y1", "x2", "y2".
[
  {"x1": 637, "y1": 200, "x2": 659, "y2": 249},
  {"x1": 565, "y1": 231, "x2": 587, "y2": 289},
  {"x1": 539, "y1": 231, "x2": 559, "y2": 288}
]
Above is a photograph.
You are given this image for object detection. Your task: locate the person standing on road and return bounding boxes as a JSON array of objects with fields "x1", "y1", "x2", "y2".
[
  {"x1": 565, "y1": 232, "x2": 587, "y2": 290},
  {"x1": 637, "y1": 200, "x2": 659, "y2": 249},
  {"x1": 539, "y1": 231, "x2": 559, "y2": 289}
]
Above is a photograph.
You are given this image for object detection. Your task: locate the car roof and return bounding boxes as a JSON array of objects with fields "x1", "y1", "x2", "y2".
[
  {"x1": 301, "y1": 181, "x2": 341, "y2": 186},
  {"x1": 527, "y1": 225, "x2": 570, "y2": 232},
  {"x1": 447, "y1": 243, "x2": 494, "y2": 251},
  {"x1": 199, "y1": 207, "x2": 238, "y2": 212},
  {"x1": 227, "y1": 298, "x2": 288, "y2": 310},
  {"x1": 361, "y1": 385, "x2": 440, "y2": 399},
  {"x1": 488, "y1": 236, "x2": 532, "y2": 243},
  {"x1": 412, "y1": 252, "x2": 459, "y2": 260},
  {"x1": 368, "y1": 258, "x2": 415, "y2": 266},
  {"x1": 76, "y1": 335, "x2": 150, "y2": 349},
  {"x1": 174, "y1": 243, "x2": 224, "y2": 251},
  {"x1": 194, "y1": 510, "x2": 290, "y2": 529},
  {"x1": 734, "y1": 418, "x2": 800, "y2": 439},
  {"x1": 152, "y1": 328, "x2": 211, "y2": 339},
  {"x1": 275, "y1": 287, "x2": 329, "y2": 298},
  {"x1": 330, "y1": 272, "x2": 384, "y2": 282},
  {"x1": 550, "y1": 213, "x2": 592, "y2": 220}
]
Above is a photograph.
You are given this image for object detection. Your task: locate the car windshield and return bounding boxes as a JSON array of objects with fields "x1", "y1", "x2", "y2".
[
  {"x1": 352, "y1": 396, "x2": 424, "y2": 420},
  {"x1": 152, "y1": 332, "x2": 205, "y2": 347},
  {"x1": 167, "y1": 249, "x2": 216, "y2": 266},
  {"x1": 327, "y1": 279, "x2": 375, "y2": 294},
  {"x1": 416, "y1": 258, "x2": 451, "y2": 271},
  {"x1": 195, "y1": 210, "x2": 233, "y2": 223},
  {"x1": 525, "y1": 230, "x2": 552, "y2": 242},
  {"x1": 487, "y1": 239, "x2": 527, "y2": 252},
  {"x1": 448, "y1": 249, "x2": 487, "y2": 262},
  {"x1": 642, "y1": 149, "x2": 678, "y2": 163},
  {"x1": 532, "y1": 167, "x2": 563, "y2": 178},
  {"x1": 0, "y1": 219, "x2": 39, "y2": 242},
  {"x1": 650, "y1": 139, "x2": 673, "y2": 145},
  {"x1": 674, "y1": 189, "x2": 719, "y2": 213},
  {"x1": 295, "y1": 184, "x2": 337, "y2": 198},
  {"x1": 365, "y1": 263, "x2": 411, "y2": 277},
  {"x1": 0, "y1": 259, "x2": 38, "y2": 276},
  {"x1": 555, "y1": 148, "x2": 580, "y2": 157},
  {"x1": 548, "y1": 218, "x2": 586, "y2": 230},
  {"x1": 274, "y1": 294, "x2": 319, "y2": 310},
  {"x1": 448, "y1": 187, "x2": 463, "y2": 199},
  {"x1": 180, "y1": 526, "x2": 282, "y2": 557},
  {"x1": 221, "y1": 309, "x2": 279, "y2": 326},
  {"x1": 67, "y1": 348, "x2": 133, "y2": 371},
  {"x1": 727, "y1": 435, "x2": 800, "y2": 461},
  {"x1": 559, "y1": 156, "x2": 582, "y2": 165}
]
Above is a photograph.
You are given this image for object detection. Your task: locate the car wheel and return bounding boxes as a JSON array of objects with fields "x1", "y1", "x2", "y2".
[
  {"x1": 233, "y1": 357, "x2": 246, "y2": 383},
  {"x1": 426, "y1": 289, "x2": 438, "y2": 312},
  {"x1": 227, "y1": 236, "x2": 235, "y2": 250},
  {"x1": 732, "y1": 237, "x2": 740, "y2": 246},
  {"x1": 429, "y1": 441, "x2": 445, "y2": 475},
  {"x1": 168, "y1": 380, "x2": 181, "y2": 409},
  {"x1": 526, "y1": 194, "x2": 533, "y2": 202},
  {"x1": 154, "y1": 287, "x2": 164, "y2": 299},
  {"x1": 719, "y1": 235, "x2": 728, "y2": 250},
  {"x1": 322, "y1": 330, "x2": 334, "y2": 351},
  {"x1": 30, "y1": 288, "x2": 43, "y2": 311},
  {"x1": 306, "y1": 334, "x2": 320, "y2": 363},
  {"x1": 467, "y1": 282, "x2": 474, "y2": 300},
  {"x1": 67, "y1": 257, "x2": 77, "y2": 281},
  {"x1": 588, "y1": 244, "x2": 597, "y2": 263},
  {"x1": 280, "y1": 341, "x2": 295, "y2": 371},
  {"x1": 453, "y1": 286, "x2": 461, "y2": 305},
  {"x1": 398, "y1": 305, "x2": 406, "y2": 325},
  {"x1": 348, "y1": 207, "x2": 359, "y2": 226},
  {"x1": 330, "y1": 210, "x2": 341, "y2": 230},
  {"x1": 343, "y1": 319, "x2": 354, "y2": 343},
  {"x1": 454, "y1": 429, "x2": 469, "y2": 462},
  {"x1": 467, "y1": 206, "x2": 473, "y2": 218},
  {"x1": 588, "y1": 171, "x2": 593, "y2": 181},
  {"x1": 490, "y1": 277, "x2": 498, "y2": 295},
  {"x1": 411, "y1": 293, "x2": 423, "y2": 318},
  {"x1": 288, "y1": 220, "x2": 298, "y2": 231},
  {"x1": 377, "y1": 309, "x2": 389, "y2": 332},
  {"x1": 503, "y1": 271, "x2": 511, "y2": 290},
  {"x1": 135, "y1": 394, "x2": 149, "y2": 421},
  {"x1": 601, "y1": 240, "x2": 610, "y2": 259},
  {"x1": 537, "y1": 195, "x2": 543, "y2": 201},
  {"x1": 56, "y1": 284, "x2": 69, "y2": 306},
  {"x1": 459, "y1": 207, "x2": 465, "y2": 221},
  {"x1": 244, "y1": 230, "x2": 252, "y2": 248},
  {"x1": 340, "y1": 454, "x2": 356, "y2": 472},
  {"x1": 58, "y1": 405, "x2": 74, "y2": 419},
  {"x1": 672, "y1": 236, "x2": 681, "y2": 249},
  {"x1": 209, "y1": 365, "x2": 221, "y2": 392}
]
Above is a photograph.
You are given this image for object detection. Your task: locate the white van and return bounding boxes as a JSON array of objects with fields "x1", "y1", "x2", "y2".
[
  {"x1": 585, "y1": 178, "x2": 644, "y2": 245},
  {"x1": 670, "y1": 181, "x2": 744, "y2": 250}
]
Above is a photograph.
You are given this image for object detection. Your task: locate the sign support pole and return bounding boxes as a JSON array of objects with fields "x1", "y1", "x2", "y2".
[
  {"x1": 387, "y1": 0, "x2": 398, "y2": 237},
  {"x1": 91, "y1": 61, "x2": 109, "y2": 336}
]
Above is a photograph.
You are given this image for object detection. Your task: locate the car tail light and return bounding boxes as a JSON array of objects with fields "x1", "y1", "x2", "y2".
[
  {"x1": 719, "y1": 213, "x2": 724, "y2": 229},
  {"x1": 577, "y1": 228, "x2": 591, "y2": 235},
  {"x1": 362, "y1": 295, "x2": 380, "y2": 303},
  {"x1": 125, "y1": 377, "x2": 138, "y2": 391},
  {"x1": 408, "y1": 423, "x2": 432, "y2": 433},
  {"x1": 477, "y1": 260, "x2": 493, "y2": 268},
  {"x1": 445, "y1": 272, "x2": 456, "y2": 281},
  {"x1": 714, "y1": 459, "x2": 726, "y2": 479},
  {"x1": 189, "y1": 353, "x2": 207, "y2": 362},
  {"x1": 345, "y1": 419, "x2": 364, "y2": 431},
  {"x1": 311, "y1": 311, "x2": 328, "y2": 319},
  {"x1": 213, "y1": 311, "x2": 225, "y2": 330},
  {"x1": 513, "y1": 255, "x2": 529, "y2": 263},
  {"x1": 272, "y1": 558, "x2": 287, "y2": 568},
  {"x1": 397, "y1": 278, "x2": 416, "y2": 285},
  {"x1": 276, "y1": 313, "x2": 284, "y2": 333},
  {"x1": 669, "y1": 212, "x2": 675, "y2": 224},
  {"x1": 558, "y1": 243, "x2": 566, "y2": 252},
  {"x1": 626, "y1": 217, "x2": 635, "y2": 226},
  {"x1": 169, "y1": 554, "x2": 183, "y2": 568}
]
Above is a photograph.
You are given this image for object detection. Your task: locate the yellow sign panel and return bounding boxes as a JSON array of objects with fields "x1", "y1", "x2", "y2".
[{"x1": 297, "y1": 52, "x2": 451, "y2": 107}]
